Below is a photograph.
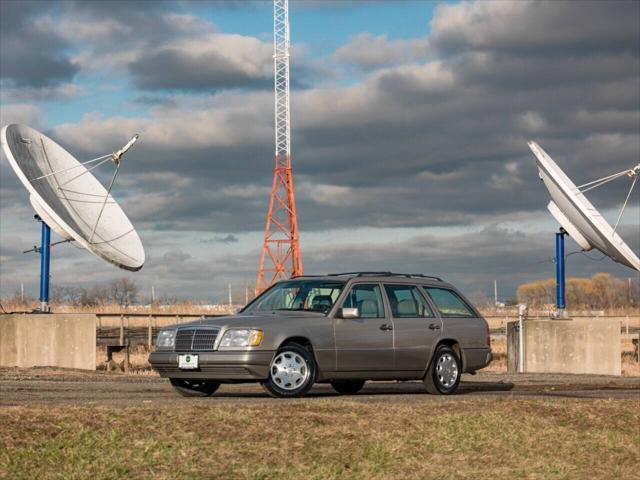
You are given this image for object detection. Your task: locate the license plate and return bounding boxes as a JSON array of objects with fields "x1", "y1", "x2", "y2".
[{"x1": 178, "y1": 354, "x2": 198, "y2": 369}]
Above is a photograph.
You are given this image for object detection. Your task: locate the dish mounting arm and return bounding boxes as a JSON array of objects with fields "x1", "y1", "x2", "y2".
[
  {"x1": 577, "y1": 163, "x2": 639, "y2": 236},
  {"x1": 111, "y1": 134, "x2": 139, "y2": 165}
]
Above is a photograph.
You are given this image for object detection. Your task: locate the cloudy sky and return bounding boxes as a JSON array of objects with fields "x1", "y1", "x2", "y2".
[{"x1": 1, "y1": 0, "x2": 639, "y2": 304}]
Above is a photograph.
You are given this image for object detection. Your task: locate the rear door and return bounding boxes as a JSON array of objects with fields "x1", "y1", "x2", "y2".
[
  {"x1": 383, "y1": 284, "x2": 442, "y2": 371},
  {"x1": 334, "y1": 283, "x2": 394, "y2": 371}
]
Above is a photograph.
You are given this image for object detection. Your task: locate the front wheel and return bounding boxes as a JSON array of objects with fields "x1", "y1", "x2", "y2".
[
  {"x1": 261, "y1": 343, "x2": 316, "y2": 398},
  {"x1": 423, "y1": 345, "x2": 461, "y2": 395},
  {"x1": 331, "y1": 380, "x2": 366, "y2": 395},
  {"x1": 170, "y1": 378, "x2": 220, "y2": 397}
]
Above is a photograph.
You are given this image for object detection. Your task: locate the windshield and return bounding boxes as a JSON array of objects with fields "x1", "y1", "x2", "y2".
[{"x1": 243, "y1": 280, "x2": 345, "y2": 314}]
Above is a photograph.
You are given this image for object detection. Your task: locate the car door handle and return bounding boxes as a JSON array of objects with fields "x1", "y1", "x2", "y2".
[
  {"x1": 428, "y1": 323, "x2": 441, "y2": 330},
  {"x1": 379, "y1": 324, "x2": 393, "y2": 331}
]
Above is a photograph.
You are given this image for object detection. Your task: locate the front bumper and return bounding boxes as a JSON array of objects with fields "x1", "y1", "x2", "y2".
[{"x1": 149, "y1": 350, "x2": 275, "y2": 381}]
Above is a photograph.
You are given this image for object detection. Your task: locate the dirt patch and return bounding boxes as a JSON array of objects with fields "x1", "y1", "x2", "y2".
[{"x1": 1, "y1": 368, "x2": 638, "y2": 408}]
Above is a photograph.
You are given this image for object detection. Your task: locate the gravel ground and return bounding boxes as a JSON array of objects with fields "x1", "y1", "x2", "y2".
[{"x1": 1, "y1": 368, "x2": 638, "y2": 406}]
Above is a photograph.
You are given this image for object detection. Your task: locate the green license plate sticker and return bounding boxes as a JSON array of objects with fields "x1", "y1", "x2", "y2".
[{"x1": 178, "y1": 354, "x2": 198, "y2": 369}]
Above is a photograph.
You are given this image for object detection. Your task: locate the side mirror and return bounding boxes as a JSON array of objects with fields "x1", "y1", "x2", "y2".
[{"x1": 340, "y1": 307, "x2": 359, "y2": 319}]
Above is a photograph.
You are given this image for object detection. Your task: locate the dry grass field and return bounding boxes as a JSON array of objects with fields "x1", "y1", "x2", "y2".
[
  {"x1": 1, "y1": 398, "x2": 638, "y2": 479},
  {"x1": 0, "y1": 299, "x2": 238, "y2": 316},
  {"x1": 3, "y1": 298, "x2": 639, "y2": 318}
]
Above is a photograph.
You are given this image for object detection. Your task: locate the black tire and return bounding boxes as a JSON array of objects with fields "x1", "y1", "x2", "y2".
[
  {"x1": 423, "y1": 345, "x2": 461, "y2": 395},
  {"x1": 261, "y1": 343, "x2": 317, "y2": 398},
  {"x1": 331, "y1": 380, "x2": 366, "y2": 395},
  {"x1": 170, "y1": 378, "x2": 221, "y2": 397}
]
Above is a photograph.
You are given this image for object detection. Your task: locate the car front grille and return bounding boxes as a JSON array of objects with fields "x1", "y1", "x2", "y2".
[{"x1": 175, "y1": 328, "x2": 219, "y2": 351}]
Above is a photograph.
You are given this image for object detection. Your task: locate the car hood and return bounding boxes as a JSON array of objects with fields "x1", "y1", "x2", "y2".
[{"x1": 163, "y1": 310, "x2": 326, "y2": 330}]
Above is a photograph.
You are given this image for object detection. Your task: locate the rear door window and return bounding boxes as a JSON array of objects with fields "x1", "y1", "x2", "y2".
[
  {"x1": 423, "y1": 288, "x2": 475, "y2": 317},
  {"x1": 342, "y1": 284, "x2": 385, "y2": 318},
  {"x1": 384, "y1": 284, "x2": 434, "y2": 318}
]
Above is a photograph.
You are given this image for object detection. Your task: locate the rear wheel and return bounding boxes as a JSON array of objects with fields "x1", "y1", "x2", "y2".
[
  {"x1": 423, "y1": 345, "x2": 461, "y2": 395},
  {"x1": 331, "y1": 380, "x2": 365, "y2": 395},
  {"x1": 262, "y1": 343, "x2": 316, "y2": 398},
  {"x1": 170, "y1": 378, "x2": 220, "y2": 397}
]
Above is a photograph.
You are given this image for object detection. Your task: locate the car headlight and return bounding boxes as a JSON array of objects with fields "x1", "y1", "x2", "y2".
[
  {"x1": 219, "y1": 329, "x2": 263, "y2": 348},
  {"x1": 156, "y1": 330, "x2": 176, "y2": 348}
]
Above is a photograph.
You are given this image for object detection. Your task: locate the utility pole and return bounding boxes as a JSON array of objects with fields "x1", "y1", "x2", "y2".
[
  {"x1": 256, "y1": 0, "x2": 303, "y2": 294},
  {"x1": 228, "y1": 283, "x2": 232, "y2": 308},
  {"x1": 245, "y1": 283, "x2": 249, "y2": 305},
  {"x1": 494, "y1": 279, "x2": 498, "y2": 306},
  {"x1": 151, "y1": 285, "x2": 156, "y2": 304}
]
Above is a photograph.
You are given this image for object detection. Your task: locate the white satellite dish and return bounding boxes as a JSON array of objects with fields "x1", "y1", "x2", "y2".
[
  {"x1": 529, "y1": 141, "x2": 639, "y2": 271},
  {"x1": 1, "y1": 124, "x2": 145, "y2": 271}
]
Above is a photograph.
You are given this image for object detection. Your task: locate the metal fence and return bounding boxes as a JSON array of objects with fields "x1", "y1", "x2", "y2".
[
  {"x1": 96, "y1": 312, "x2": 640, "y2": 347},
  {"x1": 96, "y1": 313, "x2": 225, "y2": 347}
]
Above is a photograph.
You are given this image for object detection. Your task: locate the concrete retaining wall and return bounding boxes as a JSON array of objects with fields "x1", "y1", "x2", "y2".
[
  {"x1": 0, "y1": 314, "x2": 96, "y2": 370},
  {"x1": 524, "y1": 318, "x2": 621, "y2": 375}
]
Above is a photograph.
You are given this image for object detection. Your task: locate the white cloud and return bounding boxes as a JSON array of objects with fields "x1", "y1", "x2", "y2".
[
  {"x1": 0, "y1": 104, "x2": 42, "y2": 127},
  {"x1": 301, "y1": 183, "x2": 355, "y2": 207},
  {"x1": 52, "y1": 92, "x2": 273, "y2": 152},
  {"x1": 335, "y1": 33, "x2": 429, "y2": 70},
  {"x1": 517, "y1": 111, "x2": 547, "y2": 133}
]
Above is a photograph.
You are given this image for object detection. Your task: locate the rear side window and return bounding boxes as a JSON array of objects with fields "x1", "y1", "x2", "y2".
[
  {"x1": 424, "y1": 288, "x2": 475, "y2": 317},
  {"x1": 384, "y1": 284, "x2": 434, "y2": 318},
  {"x1": 342, "y1": 284, "x2": 385, "y2": 318}
]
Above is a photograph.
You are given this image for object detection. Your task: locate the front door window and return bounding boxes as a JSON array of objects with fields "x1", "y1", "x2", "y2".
[{"x1": 342, "y1": 284, "x2": 385, "y2": 318}]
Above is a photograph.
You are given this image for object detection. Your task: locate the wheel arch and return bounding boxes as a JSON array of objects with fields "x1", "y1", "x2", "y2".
[
  {"x1": 277, "y1": 336, "x2": 319, "y2": 366},
  {"x1": 279, "y1": 335, "x2": 314, "y2": 351},
  {"x1": 429, "y1": 338, "x2": 463, "y2": 371}
]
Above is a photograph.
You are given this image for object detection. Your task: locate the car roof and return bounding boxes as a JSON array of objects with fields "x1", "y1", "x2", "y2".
[{"x1": 290, "y1": 272, "x2": 452, "y2": 287}]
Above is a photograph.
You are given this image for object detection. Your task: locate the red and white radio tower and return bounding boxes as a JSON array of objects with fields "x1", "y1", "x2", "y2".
[{"x1": 256, "y1": 0, "x2": 302, "y2": 293}]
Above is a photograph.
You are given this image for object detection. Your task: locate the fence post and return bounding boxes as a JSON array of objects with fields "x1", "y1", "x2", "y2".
[
  {"x1": 148, "y1": 315, "x2": 152, "y2": 347},
  {"x1": 507, "y1": 322, "x2": 519, "y2": 373},
  {"x1": 119, "y1": 314, "x2": 124, "y2": 345},
  {"x1": 124, "y1": 342, "x2": 130, "y2": 373}
]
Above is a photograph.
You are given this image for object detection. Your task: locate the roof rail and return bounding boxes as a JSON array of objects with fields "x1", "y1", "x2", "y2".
[
  {"x1": 327, "y1": 271, "x2": 392, "y2": 277},
  {"x1": 327, "y1": 272, "x2": 443, "y2": 281}
]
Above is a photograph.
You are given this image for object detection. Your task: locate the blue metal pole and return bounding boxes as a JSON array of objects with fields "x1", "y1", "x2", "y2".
[
  {"x1": 39, "y1": 221, "x2": 51, "y2": 311},
  {"x1": 555, "y1": 231, "x2": 565, "y2": 310}
]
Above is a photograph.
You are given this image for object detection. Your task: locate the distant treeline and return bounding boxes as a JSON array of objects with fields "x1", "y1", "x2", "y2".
[
  {"x1": 517, "y1": 273, "x2": 638, "y2": 309},
  {"x1": 47, "y1": 278, "x2": 139, "y2": 306}
]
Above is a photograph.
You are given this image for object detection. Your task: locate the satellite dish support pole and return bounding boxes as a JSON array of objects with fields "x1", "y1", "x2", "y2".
[
  {"x1": 555, "y1": 230, "x2": 566, "y2": 311},
  {"x1": 38, "y1": 219, "x2": 51, "y2": 313}
]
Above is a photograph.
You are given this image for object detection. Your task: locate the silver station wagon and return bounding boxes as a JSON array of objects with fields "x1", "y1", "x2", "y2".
[{"x1": 149, "y1": 272, "x2": 492, "y2": 398}]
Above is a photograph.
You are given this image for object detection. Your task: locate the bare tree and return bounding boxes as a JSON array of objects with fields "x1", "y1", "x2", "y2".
[
  {"x1": 158, "y1": 293, "x2": 181, "y2": 305},
  {"x1": 109, "y1": 278, "x2": 138, "y2": 306},
  {"x1": 80, "y1": 284, "x2": 111, "y2": 306},
  {"x1": 50, "y1": 285, "x2": 84, "y2": 305}
]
